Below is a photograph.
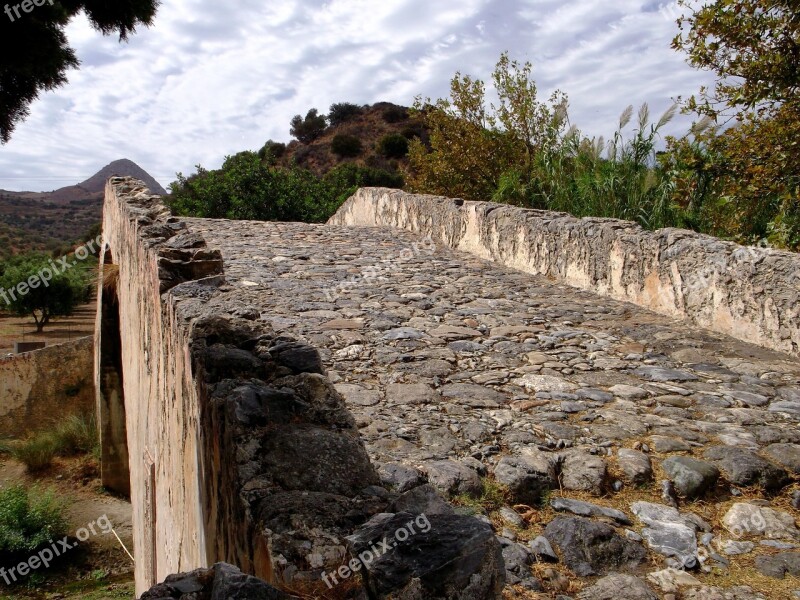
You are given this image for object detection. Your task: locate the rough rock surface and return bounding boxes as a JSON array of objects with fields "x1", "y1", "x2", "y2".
[
  {"x1": 330, "y1": 187, "x2": 800, "y2": 357},
  {"x1": 139, "y1": 563, "x2": 290, "y2": 599},
  {"x1": 543, "y1": 517, "x2": 646, "y2": 576},
  {"x1": 107, "y1": 180, "x2": 800, "y2": 600}
]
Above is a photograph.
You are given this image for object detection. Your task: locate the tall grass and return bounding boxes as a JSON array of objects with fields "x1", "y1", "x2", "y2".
[
  {"x1": 7, "y1": 413, "x2": 98, "y2": 473},
  {"x1": 520, "y1": 103, "x2": 680, "y2": 230}
]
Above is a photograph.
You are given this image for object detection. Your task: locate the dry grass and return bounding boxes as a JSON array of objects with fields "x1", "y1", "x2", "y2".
[{"x1": 102, "y1": 263, "x2": 119, "y2": 295}]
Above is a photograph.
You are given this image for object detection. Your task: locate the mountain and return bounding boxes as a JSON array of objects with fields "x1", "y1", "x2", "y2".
[
  {"x1": 0, "y1": 159, "x2": 165, "y2": 259},
  {"x1": 77, "y1": 158, "x2": 167, "y2": 196}
]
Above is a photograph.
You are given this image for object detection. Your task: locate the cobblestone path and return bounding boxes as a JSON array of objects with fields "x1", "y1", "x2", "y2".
[{"x1": 189, "y1": 218, "x2": 800, "y2": 600}]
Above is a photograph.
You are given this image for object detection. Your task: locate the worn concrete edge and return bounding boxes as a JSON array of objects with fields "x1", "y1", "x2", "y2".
[
  {"x1": 100, "y1": 178, "x2": 379, "y2": 592},
  {"x1": 329, "y1": 187, "x2": 800, "y2": 358},
  {"x1": 0, "y1": 335, "x2": 92, "y2": 361}
]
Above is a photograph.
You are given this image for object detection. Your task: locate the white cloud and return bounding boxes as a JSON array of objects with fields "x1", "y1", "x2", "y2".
[{"x1": 0, "y1": 0, "x2": 713, "y2": 191}]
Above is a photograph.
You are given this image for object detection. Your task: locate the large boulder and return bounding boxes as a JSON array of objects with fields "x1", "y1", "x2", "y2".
[
  {"x1": 346, "y1": 512, "x2": 504, "y2": 599},
  {"x1": 139, "y1": 563, "x2": 290, "y2": 599},
  {"x1": 543, "y1": 516, "x2": 646, "y2": 576},
  {"x1": 493, "y1": 452, "x2": 557, "y2": 504}
]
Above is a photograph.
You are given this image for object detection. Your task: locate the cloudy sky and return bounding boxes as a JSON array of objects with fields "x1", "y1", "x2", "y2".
[{"x1": 0, "y1": 0, "x2": 714, "y2": 192}]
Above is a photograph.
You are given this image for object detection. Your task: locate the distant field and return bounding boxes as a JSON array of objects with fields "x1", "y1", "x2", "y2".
[{"x1": 0, "y1": 301, "x2": 96, "y2": 353}]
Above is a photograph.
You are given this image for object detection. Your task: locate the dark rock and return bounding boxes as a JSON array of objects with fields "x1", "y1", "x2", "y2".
[
  {"x1": 391, "y1": 484, "x2": 454, "y2": 515},
  {"x1": 379, "y1": 463, "x2": 425, "y2": 493},
  {"x1": 204, "y1": 345, "x2": 263, "y2": 379},
  {"x1": 560, "y1": 450, "x2": 607, "y2": 494},
  {"x1": 211, "y1": 563, "x2": 290, "y2": 599},
  {"x1": 139, "y1": 563, "x2": 289, "y2": 599},
  {"x1": 754, "y1": 552, "x2": 800, "y2": 579},
  {"x1": 529, "y1": 535, "x2": 559, "y2": 562},
  {"x1": 704, "y1": 446, "x2": 789, "y2": 491},
  {"x1": 763, "y1": 443, "x2": 800, "y2": 474},
  {"x1": 661, "y1": 456, "x2": 720, "y2": 498},
  {"x1": 422, "y1": 459, "x2": 482, "y2": 497},
  {"x1": 550, "y1": 497, "x2": 631, "y2": 525},
  {"x1": 268, "y1": 341, "x2": 325, "y2": 374},
  {"x1": 502, "y1": 542, "x2": 533, "y2": 576},
  {"x1": 494, "y1": 453, "x2": 557, "y2": 504},
  {"x1": 346, "y1": 512, "x2": 504, "y2": 599},
  {"x1": 543, "y1": 517, "x2": 646, "y2": 576},
  {"x1": 616, "y1": 449, "x2": 652, "y2": 485}
]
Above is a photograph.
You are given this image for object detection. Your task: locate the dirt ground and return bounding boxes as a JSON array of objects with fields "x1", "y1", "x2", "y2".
[
  {"x1": 0, "y1": 454, "x2": 135, "y2": 599},
  {"x1": 0, "y1": 301, "x2": 97, "y2": 354}
]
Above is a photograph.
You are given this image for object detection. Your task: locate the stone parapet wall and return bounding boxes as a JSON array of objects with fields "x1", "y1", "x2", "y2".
[
  {"x1": 99, "y1": 178, "x2": 503, "y2": 599},
  {"x1": 330, "y1": 188, "x2": 800, "y2": 357},
  {"x1": 97, "y1": 177, "x2": 225, "y2": 594},
  {"x1": 0, "y1": 336, "x2": 93, "y2": 437}
]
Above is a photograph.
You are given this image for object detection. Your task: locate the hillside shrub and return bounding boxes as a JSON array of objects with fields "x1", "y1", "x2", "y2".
[
  {"x1": 10, "y1": 435, "x2": 59, "y2": 472},
  {"x1": 258, "y1": 140, "x2": 286, "y2": 164},
  {"x1": 168, "y1": 152, "x2": 343, "y2": 223},
  {"x1": 378, "y1": 133, "x2": 409, "y2": 159},
  {"x1": 382, "y1": 106, "x2": 408, "y2": 123},
  {"x1": 324, "y1": 163, "x2": 404, "y2": 205},
  {"x1": 289, "y1": 109, "x2": 327, "y2": 143},
  {"x1": 0, "y1": 485, "x2": 67, "y2": 559},
  {"x1": 331, "y1": 134, "x2": 362, "y2": 158},
  {"x1": 328, "y1": 102, "x2": 364, "y2": 127}
]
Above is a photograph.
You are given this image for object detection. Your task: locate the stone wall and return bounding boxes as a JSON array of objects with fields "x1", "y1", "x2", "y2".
[
  {"x1": 330, "y1": 188, "x2": 800, "y2": 357},
  {"x1": 99, "y1": 178, "x2": 503, "y2": 599},
  {"x1": 0, "y1": 336, "x2": 93, "y2": 437},
  {"x1": 97, "y1": 177, "x2": 225, "y2": 594}
]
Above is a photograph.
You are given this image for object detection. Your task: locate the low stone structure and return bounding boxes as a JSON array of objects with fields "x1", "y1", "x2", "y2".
[
  {"x1": 97, "y1": 178, "x2": 504, "y2": 598},
  {"x1": 330, "y1": 188, "x2": 800, "y2": 357},
  {"x1": 0, "y1": 336, "x2": 93, "y2": 437},
  {"x1": 99, "y1": 179, "x2": 800, "y2": 600}
]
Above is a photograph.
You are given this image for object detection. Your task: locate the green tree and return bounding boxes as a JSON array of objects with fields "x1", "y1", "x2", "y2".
[
  {"x1": 328, "y1": 102, "x2": 364, "y2": 127},
  {"x1": 673, "y1": 0, "x2": 800, "y2": 118},
  {"x1": 0, "y1": 0, "x2": 159, "y2": 143},
  {"x1": 378, "y1": 133, "x2": 409, "y2": 159},
  {"x1": 671, "y1": 0, "x2": 800, "y2": 249},
  {"x1": 167, "y1": 153, "x2": 343, "y2": 223},
  {"x1": 290, "y1": 109, "x2": 328, "y2": 143},
  {"x1": 407, "y1": 53, "x2": 567, "y2": 202},
  {"x1": 331, "y1": 134, "x2": 362, "y2": 158},
  {"x1": 258, "y1": 140, "x2": 287, "y2": 164},
  {"x1": 0, "y1": 253, "x2": 92, "y2": 332}
]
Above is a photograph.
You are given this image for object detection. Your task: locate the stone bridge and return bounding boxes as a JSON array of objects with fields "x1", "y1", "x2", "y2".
[{"x1": 96, "y1": 179, "x2": 800, "y2": 600}]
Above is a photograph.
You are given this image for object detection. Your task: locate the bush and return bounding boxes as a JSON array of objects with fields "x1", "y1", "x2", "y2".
[
  {"x1": 257, "y1": 140, "x2": 286, "y2": 164},
  {"x1": 382, "y1": 106, "x2": 408, "y2": 123},
  {"x1": 0, "y1": 485, "x2": 67, "y2": 555},
  {"x1": 331, "y1": 134, "x2": 362, "y2": 158},
  {"x1": 11, "y1": 435, "x2": 59, "y2": 472},
  {"x1": 8, "y1": 413, "x2": 98, "y2": 472},
  {"x1": 378, "y1": 133, "x2": 409, "y2": 159},
  {"x1": 53, "y1": 414, "x2": 98, "y2": 456},
  {"x1": 323, "y1": 163, "x2": 404, "y2": 205},
  {"x1": 289, "y1": 109, "x2": 327, "y2": 143},
  {"x1": 324, "y1": 163, "x2": 404, "y2": 190},
  {"x1": 328, "y1": 102, "x2": 364, "y2": 127},
  {"x1": 168, "y1": 153, "x2": 343, "y2": 223}
]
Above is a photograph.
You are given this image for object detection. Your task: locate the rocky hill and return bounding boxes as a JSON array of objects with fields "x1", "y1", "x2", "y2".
[
  {"x1": 277, "y1": 102, "x2": 426, "y2": 177},
  {"x1": 0, "y1": 159, "x2": 165, "y2": 258}
]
